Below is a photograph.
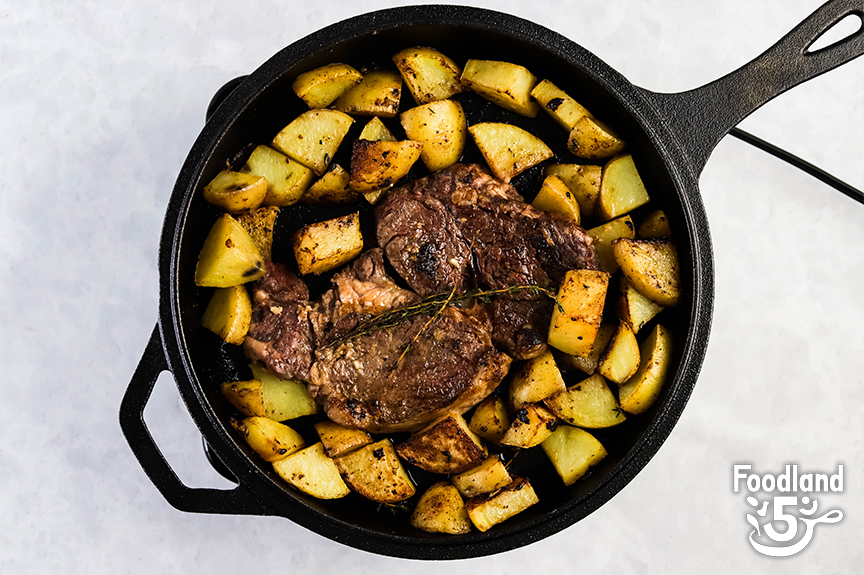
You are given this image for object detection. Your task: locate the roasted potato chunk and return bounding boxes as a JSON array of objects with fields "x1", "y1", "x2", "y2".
[
  {"x1": 358, "y1": 116, "x2": 397, "y2": 142},
  {"x1": 249, "y1": 362, "x2": 319, "y2": 420},
  {"x1": 202, "y1": 170, "x2": 267, "y2": 213},
  {"x1": 587, "y1": 215, "x2": 636, "y2": 274},
  {"x1": 349, "y1": 139, "x2": 422, "y2": 192},
  {"x1": 451, "y1": 456, "x2": 512, "y2": 498},
  {"x1": 544, "y1": 374, "x2": 626, "y2": 429},
  {"x1": 532, "y1": 174, "x2": 581, "y2": 223},
  {"x1": 333, "y1": 70, "x2": 402, "y2": 117},
  {"x1": 530, "y1": 79, "x2": 592, "y2": 130},
  {"x1": 335, "y1": 439, "x2": 416, "y2": 503},
  {"x1": 232, "y1": 416, "x2": 305, "y2": 463},
  {"x1": 272, "y1": 109, "x2": 354, "y2": 176},
  {"x1": 313, "y1": 420, "x2": 373, "y2": 458},
  {"x1": 272, "y1": 442, "x2": 351, "y2": 499},
  {"x1": 396, "y1": 413, "x2": 487, "y2": 474},
  {"x1": 617, "y1": 276, "x2": 664, "y2": 334},
  {"x1": 568, "y1": 116, "x2": 627, "y2": 160},
  {"x1": 619, "y1": 325, "x2": 673, "y2": 414},
  {"x1": 468, "y1": 122, "x2": 552, "y2": 183},
  {"x1": 200, "y1": 285, "x2": 252, "y2": 345},
  {"x1": 400, "y1": 99, "x2": 467, "y2": 171},
  {"x1": 541, "y1": 425, "x2": 607, "y2": 486},
  {"x1": 292, "y1": 63, "x2": 363, "y2": 109},
  {"x1": 597, "y1": 154, "x2": 650, "y2": 221},
  {"x1": 468, "y1": 393, "x2": 511, "y2": 444},
  {"x1": 240, "y1": 145, "x2": 314, "y2": 207},
  {"x1": 597, "y1": 322, "x2": 641, "y2": 384},
  {"x1": 292, "y1": 212, "x2": 363, "y2": 275},
  {"x1": 194, "y1": 214, "x2": 265, "y2": 287},
  {"x1": 300, "y1": 164, "x2": 360, "y2": 204},
  {"x1": 638, "y1": 209, "x2": 672, "y2": 238},
  {"x1": 235, "y1": 206, "x2": 279, "y2": 261},
  {"x1": 612, "y1": 237, "x2": 681, "y2": 307},
  {"x1": 548, "y1": 269, "x2": 610, "y2": 357},
  {"x1": 461, "y1": 59, "x2": 540, "y2": 117},
  {"x1": 465, "y1": 477, "x2": 539, "y2": 532},
  {"x1": 555, "y1": 323, "x2": 615, "y2": 376},
  {"x1": 500, "y1": 403, "x2": 558, "y2": 449},
  {"x1": 220, "y1": 379, "x2": 265, "y2": 418},
  {"x1": 508, "y1": 348, "x2": 566, "y2": 410},
  {"x1": 544, "y1": 163, "x2": 602, "y2": 219},
  {"x1": 410, "y1": 482, "x2": 472, "y2": 535},
  {"x1": 393, "y1": 47, "x2": 468, "y2": 105}
]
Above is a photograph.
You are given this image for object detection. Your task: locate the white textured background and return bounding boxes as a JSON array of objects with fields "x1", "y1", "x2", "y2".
[{"x1": 1, "y1": 1, "x2": 861, "y2": 573}]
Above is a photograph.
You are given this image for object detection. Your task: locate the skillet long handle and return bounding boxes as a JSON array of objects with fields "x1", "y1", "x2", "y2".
[
  {"x1": 120, "y1": 325, "x2": 273, "y2": 516},
  {"x1": 640, "y1": 0, "x2": 864, "y2": 176}
]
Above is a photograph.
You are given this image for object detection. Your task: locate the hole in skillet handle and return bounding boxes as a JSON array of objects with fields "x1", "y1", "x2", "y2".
[
  {"x1": 206, "y1": 76, "x2": 249, "y2": 123},
  {"x1": 807, "y1": 12, "x2": 863, "y2": 53}
]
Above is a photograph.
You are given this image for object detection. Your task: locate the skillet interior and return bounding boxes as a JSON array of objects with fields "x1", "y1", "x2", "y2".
[{"x1": 162, "y1": 6, "x2": 711, "y2": 558}]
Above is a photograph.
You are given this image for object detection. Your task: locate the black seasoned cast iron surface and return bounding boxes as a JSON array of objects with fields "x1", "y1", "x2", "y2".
[{"x1": 120, "y1": 1, "x2": 864, "y2": 560}]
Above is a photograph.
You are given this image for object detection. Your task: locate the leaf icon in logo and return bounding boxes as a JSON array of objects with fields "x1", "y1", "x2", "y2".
[{"x1": 746, "y1": 513, "x2": 762, "y2": 537}]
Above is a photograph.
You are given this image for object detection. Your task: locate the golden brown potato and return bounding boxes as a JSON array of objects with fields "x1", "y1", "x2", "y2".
[
  {"x1": 231, "y1": 416, "x2": 306, "y2": 462},
  {"x1": 544, "y1": 163, "x2": 602, "y2": 219},
  {"x1": 555, "y1": 323, "x2": 615, "y2": 376},
  {"x1": 532, "y1": 174, "x2": 581, "y2": 224},
  {"x1": 292, "y1": 63, "x2": 363, "y2": 109},
  {"x1": 333, "y1": 70, "x2": 402, "y2": 117},
  {"x1": 194, "y1": 214, "x2": 265, "y2": 287},
  {"x1": 508, "y1": 348, "x2": 566, "y2": 410},
  {"x1": 249, "y1": 362, "x2": 320, "y2": 420},
  {"x1": 202, "y1": 170, "x2": 267, "y2": 213},
  {"x1": 587, "y1": 215, "x2": 636, "y2": 274},
  {"x1": 358, "y1": 116, "x2": 397, "y2": 142},
  {"x1": 547, "y1": 269, "x2": 610, "y2": 357},
  {"x1": 499, "y1": 403, "x2": 558, "y2": 449},
  {"x1": 271, "y1": 109, "x2": 354, "y2": 176},
  {"x1": 451, "y1": 456, "x2": 512, "y2": 498},
  {"x1": 272, "y1": 442, "x2": 351, "y2": 499},
  {"x1": 396, "y1": 413, "x2": 487, "y2": 474},
  {"x1": 240, "y1": 145, "x2": 314, "y2": 207},
  {"x1": 638, "y1": 209, "x2": 672, "y2": 238},
  {"x1": 461, "y1": 60, "x2": 540, "y2": 117},
  {"x1": 597, "y1": 322, "x2": 640, "y2": 384},
  {"x1": 292, "y1": 212, "x2": 363, "y2": 275},
  {"x1": 200, "y1": 285, "x2": 252, "y2": 345},
  {"x1": 468, "y1": 122, "x2": 552, "y2": 183},
  {"x1": 334, "y1": 439, "x2": 416, "y2": 503},
  {"x1": 465, "y1": 477, "x2": 539, "y2": 532},
  {"x1": 313, "y1": 420, "x2": 373, "y2": 458},
  {"x1": 612, "y1": 237, "x2": 681, "y2": 307},
  {"x1": 348, "y1": 139, "x2": 422, "y2": 192},
  {"x1": 529, "y1": 79, "x2": 593, "y2": 131},
  {"x1": 567, "y1": 116, "x2": 627, "y2": 160},
  {"x1": 393, "y1": 47, "x2": 468, "y2": 105},
  {"x1": 410, "y1": 482, "x2": 472, "y2": 535},
  {"x1": 540, "y1": 425, "x2": 607, "y2": 486},
  {"x1": 619, "y1": 325, "x2": 673, "y2": 414},
  {"x1": 616, "y1": 275, "x2": 664, "y2": 334},
  {"x1": 544, "y1": 374, "x2": 626, "y2": 429},
  {"x1": 220, "y1": 379, "x2": 265, "y2": 417},
  {"x1": 300, "y1": 164, "x2": 361, "y2": 204},
  {"x1": 235, "y1": 206, "x2": 279, "y2": 261},
  {"x1": 400, "y1": 99, "x2": 467, "y2": 171},
  {"x1": 468, "y1": 393, "x2": 511, "y2": 444},
  {"x1": 597, "y1": 154, "x2": 650, "y2": 221}
]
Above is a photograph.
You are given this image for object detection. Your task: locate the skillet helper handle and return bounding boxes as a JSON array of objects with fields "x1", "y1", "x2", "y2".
[
  {"x1": 120, "y1": 325, "x2": 273, "y2": 516},
  {"x1": 643, "y1": 0, "x2": 864, "y2": 176}
]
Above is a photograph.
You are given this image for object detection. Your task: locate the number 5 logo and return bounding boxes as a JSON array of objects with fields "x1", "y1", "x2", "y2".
[{"x1": 746, "y1": 495, "x2": 842, "y2": 557}]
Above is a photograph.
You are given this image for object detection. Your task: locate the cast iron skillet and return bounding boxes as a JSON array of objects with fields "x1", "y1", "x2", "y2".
[{"x1": 120, "y1": 1, "x2": 863, "y2": 559}]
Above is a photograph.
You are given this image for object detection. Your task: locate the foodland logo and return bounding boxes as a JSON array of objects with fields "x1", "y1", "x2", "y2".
[{"x1": 733, "y1": 464, "x2": 844, "y2": 557}]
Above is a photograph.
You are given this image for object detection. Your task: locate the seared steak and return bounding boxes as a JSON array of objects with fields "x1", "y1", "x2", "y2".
[
  {"x1": 376, "y1": 163, "x2": 600, "y2": 358},
  {"x1": 308, "y1": 250, "x2": 511, "y2": 433},
  {"x1": 242, "y1": 262, "x2": 316, "y2": 381}
]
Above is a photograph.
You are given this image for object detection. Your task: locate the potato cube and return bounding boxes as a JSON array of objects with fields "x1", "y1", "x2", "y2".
[
  {"x1": 393, "y1": 47, "x2": 468, "y2": 105},
  {"x1": 272, "y1": 109, "x2": 354, "y2": 175},
  {"x1": 292, "y1": 63, "x2": 363, "y2": 109},
  {"x1": 200, "y1": 285, "x2": 252, "y2": 345},
  {"x1": 465, "y1": 477, "x2": 538, "y2": 532},
  {"x1": 220, "y1": 379, "x2": 265, "y2": 418},
  {"x1": 555, "y1": 323, "x2": 615, "y2": 376},
  {"x1": 532, "y1": 175, "x2": 581, "y2": 224},
  {"x1": 358, "y1": 116, "x2": 397, "y2": 142},
  {"x1": 468, "y1": 122, "x2": 552, "y2": 183},
  {"x1": 619, "y1": 325, "x2": 673, "y2": 414},
  {"x1": 544, "y1": 163, "x2": 602, "y2": 219},
  {"x1": 638, "y1": 209, "x2": 672, "y2": 238},
  {"x1": 612, "y1": 237, "x2": 681, "y2": 307},
  {"x1": 544, "y1": 374, "x2": 626, "y2": 429},
  {"x1": 235, "y1": 206, "x2": 279, "y2": 261},
  {"x1": 349, "y1": 139, "x2": 422, "y2": 192},
  {"x1": 548, "y1": 269, "x2": 610, "y2": 357},
  {"x1": 508, "y1": 348, "x2": 566, "y2": 410},
  {"x1": 272, "y1": 442, "x2": 350, "y2": 499},
  {"x1": 202, "y1": 170, "x2": 267, "y2": 214},
  {"x1": 400, "y1": 99, "x2": 467, "y2": 172},
  {"x1": 597, "y1": 322, "x2": 641, "y2": 384},
  {"x1": 451, "y1": 456, "x2": 512, "y2": 498},
  {"x1": 410, "y1": 482, "x2": 472, "y2": 534},
  {"x1": 587, "y1": 215, "x2": 636, "y2": 274},
  {"x1": 396, "y1": 413, "x2": 487, "y2": 474},
  {"x1": 335, "y1": 439, "x2": 416, "y2": 503},
  {"x1": 541, "y1": 425, "x2": 607, "y2": 486},
  {"x1": 617, "y1": 276, "x2": 664, "y2": 334},
  {"x1": 567, "y1": 116, "x2": 627, "y2": 160},
  {"x1": 468, "y1": 393, "x2": 511, "y2": 444},
  {"x1": 231, "y1": 416, "x2": 305, "y2": 462},
  {"x1": 292, "y1": 212, "x2": 363, "y2": 275},
  {"x1": 240, "y1": 145, "x2": 314, "y2": 207},
  {"x1": 313, "y1": 420, "x2": 373, "y2": 458},
  {"x1": 300, "y1": 164, "x2": 360, "y2": 204},
  {"x1": 194, "y1": 214, "x2": 265, "y2": 287},
  {"x1": 333, "y1": 70, "x2": 402, "y2": 117},
  {"x1": 597, "y1": 154, "x2": 650, "y2": 221},
  {"x1": 500, "y1": 403, "x2": 558, "y2": 449},
  {"x1": 461, "y1": 60, "x2": 540, "y2": 117},
  {"x1": 249, "y1": 362, "x2": 320, "y2": 420},
  {"x1": 530, "y1": 79, "x2": 593, "y2": 130}
]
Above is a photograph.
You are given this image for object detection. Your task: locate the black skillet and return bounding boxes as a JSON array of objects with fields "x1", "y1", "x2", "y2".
[{"x1": 120, "y1": 1, "x2": 864, "y2": 559}]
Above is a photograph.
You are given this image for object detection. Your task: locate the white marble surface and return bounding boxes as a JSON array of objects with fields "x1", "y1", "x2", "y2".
[{"x1": 1, "y1": 0, "x2": 862, "y2": 572}]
